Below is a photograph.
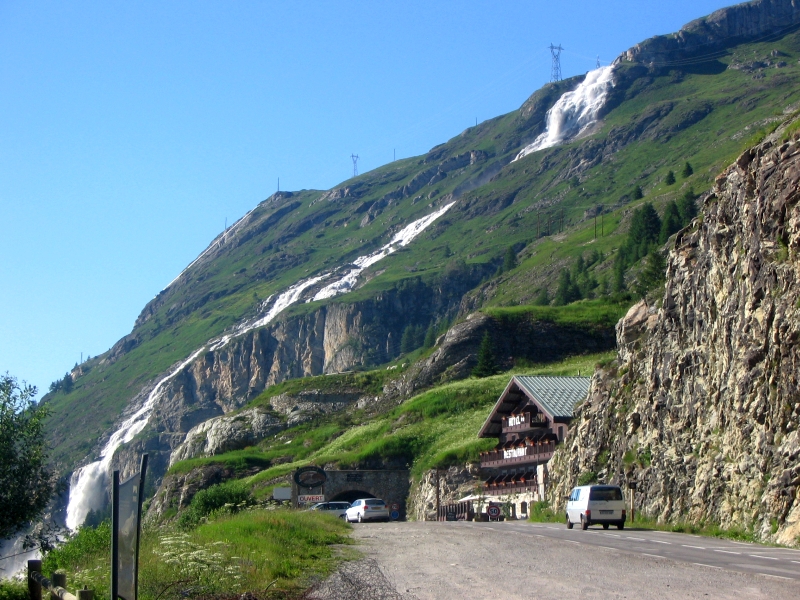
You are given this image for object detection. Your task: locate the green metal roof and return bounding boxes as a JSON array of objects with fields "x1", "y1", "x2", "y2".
[
  {"x1": 513, "y1": 376, "x2": 590, "y2": 419},
  {"x1": 478, "y1": 375, "x2": 591, "y2": 438}
]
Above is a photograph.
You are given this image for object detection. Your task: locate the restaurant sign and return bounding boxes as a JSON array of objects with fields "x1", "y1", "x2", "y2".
[{"x1": 503, "y1": 446, "x2": 528, "y2": 459}]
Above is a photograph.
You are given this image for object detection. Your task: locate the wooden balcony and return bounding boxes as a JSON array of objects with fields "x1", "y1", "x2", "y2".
[
  {"x1": 483, "y1": 471, "x2": 548, "y2": 496},
  {"x1": 479, "y1": 441, "x2": 555, "y2": 469},
  {"x1": 501, "y1": 413, "x2": 548, "y2": 434}
]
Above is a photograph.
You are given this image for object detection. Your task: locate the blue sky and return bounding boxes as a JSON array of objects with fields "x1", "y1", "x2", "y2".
[{"x1": 1, "y1": 0, "x2": 733, "y2": 395}]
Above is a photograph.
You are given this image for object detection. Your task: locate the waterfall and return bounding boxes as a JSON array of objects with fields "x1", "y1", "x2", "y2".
[
  {"x1": 514, "y1": 65, "x2": 614, "y2": 161},
  {"x1": 64, "y1": 201, "x2": 455, "y2": 530}
]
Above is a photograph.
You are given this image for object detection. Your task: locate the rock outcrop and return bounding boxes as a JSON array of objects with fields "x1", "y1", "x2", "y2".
[
  {"x1": 617, "y1": 0, "x2": 800, "y2": 66},
  {"x1": 168, "y1": 408, "x2": 284, "y2": 467},
  {"x1": 549, "y1": 124, "x2": 800, "y2": 546},
  {"x1": 407, "y1": 465, "x2": 482, "y2": 521}
]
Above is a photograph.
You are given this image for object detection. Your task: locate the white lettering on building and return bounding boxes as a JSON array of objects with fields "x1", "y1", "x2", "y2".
[{"x1": 503, "y1": 447, "x2": 527, "y2": 459}]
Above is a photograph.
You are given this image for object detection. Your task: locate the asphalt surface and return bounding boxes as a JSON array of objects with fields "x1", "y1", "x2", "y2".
[
  {"x1": 349, "y1": 520, "x2": 800, "y2": 599},
  {"x1": 501, "y1": 521, "x2": 800, "y2": 581}
]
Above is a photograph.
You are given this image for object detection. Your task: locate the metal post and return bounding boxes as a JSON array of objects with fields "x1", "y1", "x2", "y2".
[
  {"x1": 134, "y1": 454, "x2": 148, "y2": 600},
  {"x1": 111, "y1": 470, "x2": 119, "y2": 600},
  {"x1": 51, "y1": 574, "x2": 66, "y2": 600},
  {"x1": 28, "y1": 560, "x2": 42, "y2": 600},
  {"x1": 78, "y1": 588, "x2": 94, "y2": 600},
  {"x1": 435, "y1": 469, "x2": 440, "y2": 521},
  {"x1": 630, "y1": 488, "x2": 635, "y2": 522}
]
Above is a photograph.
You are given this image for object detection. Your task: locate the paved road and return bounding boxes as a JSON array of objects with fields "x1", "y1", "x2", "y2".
[
  {"x1": 349, "y1": 521, "x2": 800, "y2": 599},
  {"x1": 503, "y1": 521, "x2": 800, "y2": 581}
]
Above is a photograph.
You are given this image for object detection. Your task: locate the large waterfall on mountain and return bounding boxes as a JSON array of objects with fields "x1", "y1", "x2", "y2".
[
  {"x1": 514, "y1": 65, "x2": 614, "y2": 161},
  {"x1": 65, "y1": 201, "x2": 455, "y2": 530}
]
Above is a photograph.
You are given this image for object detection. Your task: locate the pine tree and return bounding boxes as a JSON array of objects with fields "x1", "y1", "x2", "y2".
[
  {"x1": 681, "y1": 161, "x2": 694, "y2": 178},
  {"x1": 659, "y1": 200, "x2": 683, "y2": 243},
  {"x1": 632, "y1": 185, "x2": 644, "y2": 200},
  {"x1": 677, "y1": 188, "x2": 697, "y2": 224},
  {"x1": 627, "y1": 202, "x2": 662, "y2": 259},
  {"x1": 533, "y1": 288, "x2": 549, "y2": 306},
  {"x1": 635, "y1": 250, "x2": 667, "y2": 297},
  {"x1": 665, "y1": 170, "x2": 676, "y2": 185},
  {"x1": 423, "y1": 324, "x2": 436, "y2": 348},
  {"x1": 400, "y1": 325, "x2": 415, "y2": 354},
  {"x1": 502, "y1": 246, "x2": 518, "y2": 272},
  {"x1": 472, "y1": 332, "x2": 498, "y2": 378}
]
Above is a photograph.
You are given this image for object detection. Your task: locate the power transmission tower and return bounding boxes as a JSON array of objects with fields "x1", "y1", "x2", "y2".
[
  {"x1": 351, "y1": 154, "x2": 359, "y2": 178},
  {"x1": 596, "y1": 55, "x2": 601, "y2": 69},
  {"x1": 549, "y1": 44, "x2": 563, "y2": 82}
]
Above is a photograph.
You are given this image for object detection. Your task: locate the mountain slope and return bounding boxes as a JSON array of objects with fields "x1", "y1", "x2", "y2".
[{"x1": 44, "y1": 0, "x2": 800, "y2": 529}]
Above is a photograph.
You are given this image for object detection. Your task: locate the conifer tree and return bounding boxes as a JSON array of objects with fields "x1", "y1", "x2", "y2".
[
  {"x1": 502, "y1": 246, "x2": 518, "y2": 272},
  {"x1": 632, "y1": 185, "x2": 644, "y2": 200},
  {"x1": 472, "y1": 332, "x2": 498, "y2": 378},
  {"x1": 681, "y1": 161, "x2": 694, "y2": 178},
  {"x1": 665, "y1": 170, "x2": 676, "y2": 185},
  {"x1": 659, "y1": 200, "x2": 683, "y2": 243}
]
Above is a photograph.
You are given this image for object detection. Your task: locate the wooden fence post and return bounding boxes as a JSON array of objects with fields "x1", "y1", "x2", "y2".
[
  {"x1": 51, "y1": 573, "x2": 66, "y2": 600},
  {"x1": 77, "y1": 587, "x2": 93, "y2": 600},
  {"x1": 28, "y1": 560, "x2": 42, "y2": 600}
]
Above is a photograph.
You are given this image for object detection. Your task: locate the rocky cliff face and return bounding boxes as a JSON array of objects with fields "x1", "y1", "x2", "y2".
[
  {"x1": 548, "y1": 125, "x2": 800, "y2": 546},
  {"x1": 618, "y1": 0, "x2": 800, "y2": 66}
]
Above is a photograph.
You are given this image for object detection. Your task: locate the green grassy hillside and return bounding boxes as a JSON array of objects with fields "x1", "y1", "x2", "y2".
[{"x1": 45, "y1": 26, "x2": 800, "y2": 474}]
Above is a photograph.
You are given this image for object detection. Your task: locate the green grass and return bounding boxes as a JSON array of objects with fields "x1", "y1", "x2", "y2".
[
  {"x1": 483, "y1": 299, "x2": 630, "y2": 330},
  {"x1": 40, "y1": 511, "x2": 352, "y2": 599},
  {"x1": 527, "y1": 500, "x2": 561, "y2": 523},
  {"x1": 630, "y1": 514, "x2": 759, "y2": 544},
  {"x1": 170, "y1": 352, "x2": 615, "y2": 492}
]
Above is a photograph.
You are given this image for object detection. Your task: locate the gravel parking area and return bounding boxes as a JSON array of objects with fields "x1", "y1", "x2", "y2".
[{"x1": 338, "y1": 521, "x2": 797, "y2": 600}]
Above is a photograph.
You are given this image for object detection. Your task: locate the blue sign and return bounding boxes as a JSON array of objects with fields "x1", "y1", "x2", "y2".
[{"x1": 390, "y1": 510, "x2": 400, "y2": 520}]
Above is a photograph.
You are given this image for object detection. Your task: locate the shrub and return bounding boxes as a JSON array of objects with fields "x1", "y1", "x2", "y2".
[
  {"x1": 0, "y1": 581, "x2": 28, "y2": 600},
  {"x1": 528, "y1": 500, "x2": 560, "y2": 522},
  {"x1": 177, "y1": 480, "x2": 254, "y2": 530},
  {"x1": 577, "y1": 471, "x2": 598, "y2": 486}
]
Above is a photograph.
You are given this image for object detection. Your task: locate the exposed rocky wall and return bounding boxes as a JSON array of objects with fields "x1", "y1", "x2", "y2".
[
  {"x1": 407, "y1": 465, "x2": 482, "y2": 521},
  {"x1": 617, "y1": 0, "x2": 800, "y2": 66},
  {"x1": 548, "y1": 126, "x2": 800, "y2": 546}
]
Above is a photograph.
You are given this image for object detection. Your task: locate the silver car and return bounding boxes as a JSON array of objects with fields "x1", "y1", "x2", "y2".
[
  {"x1": 308, "y1": 501, "x2": 351, "y2": 519},
  {"x1": 345, "y1": 498, "x2": 390, "y2": 523}
]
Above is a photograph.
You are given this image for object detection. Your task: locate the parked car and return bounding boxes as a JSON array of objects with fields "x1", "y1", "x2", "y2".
[
  {"x1": 345, "y1": 498, "x2": 390, "y2": 523},
  {"x1": 566, "y1": 485, "x2": 626, "y2": 530},
  {"x1": 308, "y1": 501, "x2": 351, "y2": 519}
]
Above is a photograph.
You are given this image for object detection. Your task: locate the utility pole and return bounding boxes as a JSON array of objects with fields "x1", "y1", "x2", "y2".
[
  {"x1": 549, "y1": 44, "x2": 564, "y2": 82},
  {"x1": 277, "y1": 177, "x2": 280, "y2": 192},
  {"x1": 351, "y1": 154, "x2": 359, "y2": 178}
]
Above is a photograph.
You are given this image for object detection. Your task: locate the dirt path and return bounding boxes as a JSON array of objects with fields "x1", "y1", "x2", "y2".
[{"x1": 342, "y1": 521, "x2": 797, "y2": 599}]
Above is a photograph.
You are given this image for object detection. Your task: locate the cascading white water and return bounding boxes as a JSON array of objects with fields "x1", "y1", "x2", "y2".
[
  {"x1": 514, "y1": 65, "x2": 614, "y2": 161},
  {"x1": 64, "y1": 201, "x2": 456, "y2": 530},
  {"x1": 313, "y1": 201, "x2": 455, "y2": 301}
]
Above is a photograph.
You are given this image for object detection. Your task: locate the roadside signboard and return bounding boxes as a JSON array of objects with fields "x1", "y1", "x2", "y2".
[
  {"x1": 112, "y1": 454, "x2": 148, "y2": 600},
  {"x1": 391, "y1": 503, "x2": 400, "y2": 511},
  {"x1": 390, "y1": 510, "x2": 400, "y2": 520},
  {"x1": 487, "y1": 505, "x2": 501, "y2": 519},
  {"x1": 298, "y1": 494, "x2": 325, "y2": 503},
  {"x1": 294, "y1": 466, "x2": 327, "y2": 489},
  {"x1": 273, "y1": 487, "x2": 292, "y2": 501}
]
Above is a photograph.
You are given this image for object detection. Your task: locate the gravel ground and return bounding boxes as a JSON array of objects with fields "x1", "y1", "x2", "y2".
[{"x1": 335, "y1": 521, "x2": 798, "y2": 600}]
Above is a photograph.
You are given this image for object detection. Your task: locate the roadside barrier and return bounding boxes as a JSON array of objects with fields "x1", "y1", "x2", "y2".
[{"x1": 27, "y1": 560, "x2": 93, "y2": 600}]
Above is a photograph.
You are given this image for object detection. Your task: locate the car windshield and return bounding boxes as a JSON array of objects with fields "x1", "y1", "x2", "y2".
[
  {"x1": 589, "y1": 486, "x2": 623, "y2": 501},
  {"x1": 365, "y1": 499, "x2": 385, "y2": 506}
]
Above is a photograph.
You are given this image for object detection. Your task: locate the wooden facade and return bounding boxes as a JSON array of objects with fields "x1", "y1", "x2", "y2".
[{"x1": 477, "y1": 376, "x2": 589, "y2": 496}]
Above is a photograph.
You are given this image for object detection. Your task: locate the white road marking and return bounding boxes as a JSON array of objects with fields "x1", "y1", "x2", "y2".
[
  {"x1": 692, "y1": 563, "x2": 720, "y2": 569},
  {"x1": 760, "y1": 574, "x2": 793, "y2": 581},
  {"x1": 682, "y1": 545, "x2": 706, "y2": 550},
  {"x1": 714, "y1": 550, "x2": 741, "y2": 555},
  {"x1": 652, "y1": 540, "x2": 671, "y2": 545},
  {"x1": 642, "y1": 553, "x2": 666, "y2": 559},
  {"x1": 627, "y1": 537, "x2": 644, "y2": 541},
  {"x1": 792, "y1": 561, "x2": 800, "y2": 565},
  {"x1": 749, "y1": 554, "x2": 779, "y2": 560}
]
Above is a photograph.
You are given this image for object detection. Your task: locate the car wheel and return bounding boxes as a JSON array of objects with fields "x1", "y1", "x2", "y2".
[
  {"x1": 339, "y1": 514, "x2": 346, "y2": 520},
  {"x1": 358, "y1": 513, "x2": 363, "y2": 523},
  {"x1": 566, "y1": 514, "x2": 573, "y2": 529},
  {"x1": 581, "y1": 516, "x2": 588, "y2": 531},
  {"x1": 602, "y1": 523, "x2": 609, "y2": 530},
  {"x1": 617, "y1": 522, "x2": 625, "y2": 530}
]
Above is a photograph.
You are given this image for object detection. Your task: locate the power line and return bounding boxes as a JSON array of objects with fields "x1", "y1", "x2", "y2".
[
  {"x1": 549, "y1": 43, "x2": 564, "y2": 82},
  {"x1": 351, "y1": 154, "x2": 359, "y2": 178}
]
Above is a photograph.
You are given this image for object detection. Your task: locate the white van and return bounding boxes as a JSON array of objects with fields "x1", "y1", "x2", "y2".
[{"x1": 565, "y1": 485, "x2": 626, "y2": 530}]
